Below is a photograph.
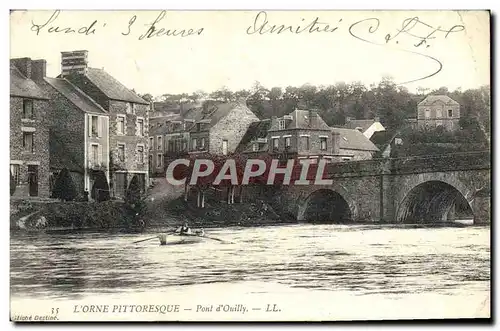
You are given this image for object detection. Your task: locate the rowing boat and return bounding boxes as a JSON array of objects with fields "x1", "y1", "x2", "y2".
[{"x1": 158, "y1": 233, "x2": 205, "y2": 245}]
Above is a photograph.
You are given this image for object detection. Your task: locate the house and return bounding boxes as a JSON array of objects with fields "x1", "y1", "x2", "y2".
[
  {"x1": 370, "y1": 130, "x2": 403, "y2": 158},
  {"x1": 25, "y1": 58, "x2": 111, "y2": 200},
  {"x1": 61, "y1": 50, "x2": 150, "y2": 197},
  {"x1": 330, "y1": 127, "x2": 380, "y2": 161},
  {"x1": 236, "y1": 119, "x2": 272, "y2": 155},
  {"x1": 10, "y1": 59, "x2": 51, "y2": 198},
  {"x1": 417, "y1": 95, "x2": 460, "y2": 131},
  {"x1": 267, "y1": 109, "x2": 336, "y2": 163},
  {"x1": 344, "y1": 117, "x2": 385, "y2": 139},
  {"x1": 188, "y1": 99, "x2": 259, "y2": 155}
]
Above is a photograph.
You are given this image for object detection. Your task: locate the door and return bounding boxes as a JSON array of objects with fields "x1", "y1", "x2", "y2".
[
  {"x1": 28, "y1": 165, "x2": 38, "y2": 197},
  {"x1": 114, "y1": 173, "x2": 127, "y2": 197},
  {"x1": 222, "y1": 140, "x2": 228, "y2": 155}
]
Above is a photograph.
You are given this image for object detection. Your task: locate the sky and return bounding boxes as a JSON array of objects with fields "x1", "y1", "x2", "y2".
[{"x1": 9, "y1": 10, "x2": 490, "y2": 97}]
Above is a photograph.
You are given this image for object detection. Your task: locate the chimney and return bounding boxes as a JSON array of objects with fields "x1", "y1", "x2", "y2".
[
  {"x1": 150, "y1": 101, "x2": 155, "y2": 112},
  {"x1": 271, "y1": 116, "x2": 278, "y2": 128},
  {"x1": 31, "y1": 59, "x2": 47, "y2": 81},
  {"x1": 374, "y1": 116, "x2": 380, "y2": 122},
  {"x1": 61, "y1": 50, "x2": 88, "y2": 77},
  {"x1": 332, "y1": 132, "x2": 341, "y2": 154},
  {"x1": 11, "y1": 58, "x2": 32, "y2": 79}
]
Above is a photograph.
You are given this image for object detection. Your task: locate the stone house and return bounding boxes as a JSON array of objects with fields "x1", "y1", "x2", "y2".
[
  {"x1": 267, "y1": 109, "x2": 336, "y2": 163},
  {"x1": 330, "y1": 127, "x2": 380, "y2": 161},
  {"x1": 417, "y1": 95, "x2": 460, "y2": 131},
  {"x1": 188, "y1": 100, "x2": 259, "y2": 156},
  {"x1": 344, "y1": 117, "x2": 386, "y2": 139},
  {"x1": 27, "y1": 58, "x2": 111, "y2": 200},
  {"x1": 61, "y1": 50, "x2": 150, "y2": 197},
  {"x1": 10, "y1": 59, "x2": 51, "y2": 198}
]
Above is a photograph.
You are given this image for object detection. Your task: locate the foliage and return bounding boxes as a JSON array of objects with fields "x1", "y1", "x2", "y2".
[
  {"x1": 91, "y1": 171, "x2": 111, "y2": 202},
  {"x1": 51, "y1": 168, "x2": 78, "y2": 201},
  {"x1": 124, "y1": 175, "x2": 147, "y2": 228},
  {"x1": 10, "y1": 170, "x2": 16, "y2": 196}
]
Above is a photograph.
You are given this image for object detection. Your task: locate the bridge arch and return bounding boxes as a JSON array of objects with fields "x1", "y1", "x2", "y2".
[
  {"x1": 396, "y1": 179, "x2": 474, "y2": 223},
  {"x1": 297, "y1": 188, "x2": 358, "y2": 223}
]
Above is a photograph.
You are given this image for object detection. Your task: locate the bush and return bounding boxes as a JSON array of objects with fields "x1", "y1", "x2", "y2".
[
  {"x1": 10, "y1": 170, "x2": 16, "y2": 196},
  {"x1": 125, "y1": 175, "x2": 147, "y2": 228},
  {"x1": 91, "y1": 171, "x2": 111, "y2": 202},
  {"x1": 51, "y1": 168, "x2": 78, "y2": 201}
]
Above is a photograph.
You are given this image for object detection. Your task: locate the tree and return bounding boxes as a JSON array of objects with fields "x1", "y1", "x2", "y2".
[
  {"x1": 91, "y1": 171, "x2": 111, "y2": 202},
  {"x1": 125, "y1": 175, "x2": 147, "y2": 222},
  {"x1": 52, "y1": 168, "x2": 78, "y2": 201},
  {"x1": 10, "y1": 170, "x2": 16, "y2": 196},
  {"x1": 138, "y1": 93, "x2": 154, "y2": 102}
]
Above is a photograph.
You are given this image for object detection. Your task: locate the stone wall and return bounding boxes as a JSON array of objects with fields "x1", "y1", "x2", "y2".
[
  {"x1": 10, "y1": 96, "x2": 51, "y2": 198},
  {"x1": 210, "y1": 104, "x2": 259, "y2": 155}
]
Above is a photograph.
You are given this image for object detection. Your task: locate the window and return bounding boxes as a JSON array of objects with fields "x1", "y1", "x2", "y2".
[
  {"x1": 23, "y1": 132, "x2": 34, "y2": 152},
  {"x1": 10, "y1": 164, "x2": 20, "y2": 185},
  {"x1": 448, "y1": 109, "x2": 453, "y2": 117},
  {"x1": 278, "y1": 120, "x2": 285, "y2": 130},
  {"x1": 157, "y1": 136, "x2": 162, "y2": 150},
  {"x1": 23, "y1": 99, "x2": 34, "y2": 119},
  {"x1": 222, "y1": 140, "x2": 228, "y2": 155},
  {"x1": 273, "y1": 138, "x2": 279, "y2": 150},
  {"x1": 320, "y1": 137, "x2": 327, "y2": 151},
  {"x1": 149, "y1": 137, "x2": 154, "y2": 151},
  {"x1": 117, "y1": 143, "x2": 125, "y2": 162},
  {"x1": 168, "y1": 140, "x2": 174, "y2": 152},
  {"x1": 137, "y1": 145, "x2": 144, "y2": 163},
  {"x1": 192, "y1": 138, "x2": 197, "y2": 150},
  {"x1": 117, "y1": 116, "x2": 125, "y2": 134},
  {"x1": 285, "y1": 137, "x2": 291, "y2": 148},
  {"x1": 157, "y1": 153, "x2": 163, "y2": 168},
  {"x1": 91, "y1": 144, "x2": 99, "y2": 164},
  {"x1": 425, "y1": 109, "x2": 430, "y2": 119},
  {"x1": 200, "y1": 137, "x2": 206, "y2": 149},
  {"x1": 278, "y1": 119, "x2": 286, "y2": 130},
  {"x1": 252, "y1": 143, "x2": 258, "y2": 152},
  {"x1": 91, "y1": 115, "x2": 98, "y2": 137},
  {"x1": 302, "y1": 136, "x2": 310, "y2": 150},
  {"x1": 137, "y1": 118, "x2": 144, "y2": 136},
  {"x1": 126, "y1": 102, "x2": 135, "y2": 114},
  {"x1": 196, "y1": 123, "x2": 201, "y2": 132}
]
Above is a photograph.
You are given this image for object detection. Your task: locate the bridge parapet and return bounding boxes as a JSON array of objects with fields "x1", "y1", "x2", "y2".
[{"x1": 325, "y1": 151, "x2": 490, "y2": 178}]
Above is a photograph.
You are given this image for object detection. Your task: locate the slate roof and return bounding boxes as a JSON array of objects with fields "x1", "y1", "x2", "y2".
[
  {"x1": 270, "y1": 109, "x2": 331, "y2": 131},
  {"x1": 49, "y1": 129, "x2": 84, "y2": 173},
  {"x1": 85, "y1": 68, "x2": 148, "y2": 104},
  {"x1": 10, "y1": 65, "x2": 48, "y2": 100},
  {"x1": 188, "y1": 100, "x2": 253, "y2": 132},
  {"x1": 370, "y1": 130, "x2": 399, "y2": 152},
  {"x1": 236, "y1": 119, "x2": 272, "y2": 153},
  {"x1": 331, "y1": 127, "x2": 379, "y2": 151},
  {"x1": 345, "y1": 119, "x2": 377, "y2": 131},
  {"x1": 44, "y1": 77, "x2": 107, "y2": 114},
  {"x1": 418, "y1": 95, "x2": 460, "y2": 106}
]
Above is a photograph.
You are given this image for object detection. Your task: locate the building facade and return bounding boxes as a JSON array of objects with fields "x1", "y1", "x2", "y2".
[
  {"x1": 62, "y1": 50, "x2": 150, "y2": 197},
  {"x1": 417, "y1": 95, "x2": 460, "y2": 131},
  {"x1": 10, "y1": 59, "x2": 51, "y2": 198}
]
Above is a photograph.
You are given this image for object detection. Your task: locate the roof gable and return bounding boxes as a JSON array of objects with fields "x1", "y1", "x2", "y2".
[
  {"x1": 10, "y1": 66, "x2": 49, "y2": 100},
  {"x1": 271, "y1": 109, "x2": 331, "y2": 131},
  {"x1": 418, "y1": 95, "x2": 460, "y2": 107},
  {"x1": 236, "y1": 120, "x2": 272, "y2": 153},
  {"x1": 44, "y1": 77, "x2": 106, "y2": 114},
  {"x1": 345, "y1": 119, "x2": 376, "y2": 131},
  {"x1": 331, "y1": 127, "x2": 379, "y2": 151},
  {"x1": 85, "y1": 68, "x2": 148, "y2": 104}
]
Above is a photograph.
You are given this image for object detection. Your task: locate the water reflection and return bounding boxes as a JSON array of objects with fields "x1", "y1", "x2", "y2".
[{"x1": 10, "y1": 224, "x2": 490, "y2": 301}]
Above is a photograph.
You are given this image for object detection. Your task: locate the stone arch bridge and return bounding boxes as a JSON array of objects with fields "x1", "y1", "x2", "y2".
[{"x1": 277, "y1": 151, "x2": 490, "y2": 225}]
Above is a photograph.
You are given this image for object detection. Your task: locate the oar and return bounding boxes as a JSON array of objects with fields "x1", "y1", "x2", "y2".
[
  {"x1": 132, "y1": 236, "x2": 158, "y2": 244},
  {"x1": 132, "y1": 229, "x2": 178, "y2": 244},
  {"x1": 201, "y1": 235, "x2": 234, "y2": 244}
]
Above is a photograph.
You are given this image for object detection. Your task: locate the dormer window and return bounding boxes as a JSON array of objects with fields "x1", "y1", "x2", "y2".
[
  {"x1": 252, "y1": 143, "x2": 258, "y2": 152},
  {"x1": 278, "y1": 119, "x2": 286, "y2": 130}
]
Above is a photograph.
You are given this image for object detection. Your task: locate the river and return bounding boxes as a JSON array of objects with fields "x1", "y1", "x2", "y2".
[{"x1": 10, "y1": 223, "x2": 490, "y2": 321}]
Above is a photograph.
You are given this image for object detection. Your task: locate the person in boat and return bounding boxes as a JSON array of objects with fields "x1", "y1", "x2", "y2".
[{"x1": 177, "y1": 222, "x2": 192, "y2": 235}]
